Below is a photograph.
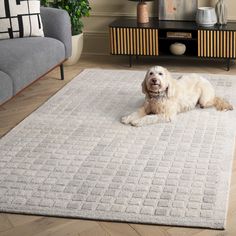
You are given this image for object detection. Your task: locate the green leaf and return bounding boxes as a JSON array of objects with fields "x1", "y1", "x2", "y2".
[{"x1": 41, "y1": 0, "x2": 91, "y2": 35}]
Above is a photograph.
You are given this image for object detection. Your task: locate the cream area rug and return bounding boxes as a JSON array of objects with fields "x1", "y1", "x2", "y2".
[{"x1": 0, "y1": 69, "x2": 236, "y2": 229}]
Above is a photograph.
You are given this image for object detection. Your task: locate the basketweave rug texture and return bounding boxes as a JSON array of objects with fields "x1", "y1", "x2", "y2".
[{"x1": 0, "y1": 69, "x2": 236, "y2": 229}]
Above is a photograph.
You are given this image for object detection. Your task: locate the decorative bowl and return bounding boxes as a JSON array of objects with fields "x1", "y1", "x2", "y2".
[
  {"x1": 169, "y1": 42, "x2": 186, "y2": 55},
  {"x1": 196, "y1": 7, "x2": 217, "y2": 27}
]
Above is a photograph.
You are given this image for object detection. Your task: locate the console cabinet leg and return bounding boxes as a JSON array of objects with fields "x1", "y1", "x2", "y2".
[
  {"x1": 226, "y1": 59, "x2": 231, "y2": 71},
  {"x1": 129, "y1": 55, "x2": 132, "y2": 67},
  {"x1": 60, "y1": 64, "x2": 64, "y2": 80}
]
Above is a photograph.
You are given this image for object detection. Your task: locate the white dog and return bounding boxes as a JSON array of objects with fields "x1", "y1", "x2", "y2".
[{"x1": 122, "y1": 66, "x2": 233, "y2": 127}]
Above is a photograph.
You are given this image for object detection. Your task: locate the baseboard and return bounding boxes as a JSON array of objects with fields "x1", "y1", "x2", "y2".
[
  {"x1": 229, "y1": 17, "x2": 236, "y2": 22},
  {"x1": 82, "y1": 52, "x2": 109, "y2": 56}
]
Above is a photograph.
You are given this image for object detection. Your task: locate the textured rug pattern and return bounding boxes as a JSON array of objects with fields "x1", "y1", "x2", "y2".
[{"x1": 0, "y1": 69, "x2": 236, "y2": 229}]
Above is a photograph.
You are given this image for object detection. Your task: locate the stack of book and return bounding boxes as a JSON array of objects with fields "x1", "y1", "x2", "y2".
[{"x1": 166, "y1": 32, "x2": 192, "y2": 38}]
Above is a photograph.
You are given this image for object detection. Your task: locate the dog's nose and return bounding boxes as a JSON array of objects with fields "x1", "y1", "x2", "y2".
[{"x1": 151, "y1": 78, "x2": 157, "y2": 83}]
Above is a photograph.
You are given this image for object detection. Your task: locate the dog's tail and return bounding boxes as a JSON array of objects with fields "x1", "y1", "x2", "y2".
[{"x1": 213, "y1": 97, "x2": 233, "y2": 111}]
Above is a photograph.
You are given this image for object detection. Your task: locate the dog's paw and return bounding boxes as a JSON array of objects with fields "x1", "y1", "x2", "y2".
[
  {"x1": 163, "y1": 114, "x2": 176, "y2": 123},
  {"x1": 130, "y1": 120, "x2": 143, "y2": 127},
  {"x1": 121, "y1": 115, "x2": 132, "y2": 125}
]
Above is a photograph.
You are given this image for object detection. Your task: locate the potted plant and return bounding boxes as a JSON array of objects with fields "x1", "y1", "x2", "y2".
[{"x1": 41, "y1": 0, "x2": 91, "y2": 65}]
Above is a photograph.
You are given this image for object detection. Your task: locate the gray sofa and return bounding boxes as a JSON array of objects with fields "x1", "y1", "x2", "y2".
[{"x1": 0, "y1": 7, "x2": 72, "y2": 105}]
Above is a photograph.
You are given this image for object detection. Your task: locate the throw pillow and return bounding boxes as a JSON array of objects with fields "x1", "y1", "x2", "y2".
[{"x1": 0, "y1": 0, "x2": 44, "y2": 40}]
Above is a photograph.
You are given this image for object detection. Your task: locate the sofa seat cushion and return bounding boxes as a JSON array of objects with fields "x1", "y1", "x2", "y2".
[
  {"x1": 0, "y1": 71, "x2": 13, "y2": 104},
  {"x1": 0, "y1": 37, "x2": 65, "y2": 94}
]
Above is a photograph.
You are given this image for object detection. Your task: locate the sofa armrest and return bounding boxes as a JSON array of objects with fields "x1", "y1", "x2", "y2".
[{"x1": 40, "y1": 7, "x2": 72, "y2": 59}]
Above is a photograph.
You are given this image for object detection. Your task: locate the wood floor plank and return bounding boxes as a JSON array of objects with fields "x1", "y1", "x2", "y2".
[
  {"x1": 79, "y1": 224, "x2": 110, "y2": 236},
  {"x1": 0, "y1": 217, "x2": 69, "y2": 236},
  {"x1": 33, "y1": 220, "x2": 100, "y2": 236},
  {"x1": 129, "y1": 224, "x2": 171, "y2": 236},
  {"x1": 0, "y1": 55, "x2": 236, "y2": 236},
  {"x1": 5, "y1": 214, "x2": 42, "y2": 227},
  {"x1": 98, "y1": 222, "x2": 140, "y2": 236},
  {"x1": 167, "y1": 227, "x2": 211, "y2": 236},
  {"x1": 0, "y1": 214, "x2": 13, "y2": 232}
]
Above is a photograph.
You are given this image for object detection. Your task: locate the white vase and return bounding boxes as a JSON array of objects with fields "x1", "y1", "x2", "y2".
[
  {"x1": 65, "y1": 33, "x2": 83, "y2": 66},
  {"x1": 196, "y1": 7, "x2": 217, "y2": 27},
  {"x1": 215, "y1": 0, "x2": 227, "y2": 25}
]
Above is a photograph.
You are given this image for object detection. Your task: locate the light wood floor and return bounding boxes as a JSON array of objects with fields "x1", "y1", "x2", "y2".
[{"x1": 0, "y1": 55, "x2": 236, "y2": 236}]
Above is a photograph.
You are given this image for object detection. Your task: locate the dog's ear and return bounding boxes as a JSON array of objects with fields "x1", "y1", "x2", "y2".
[
  {"x1": 142, "y1": 79, "x2": 148, "y2": 94},
  {"x1": 164, "y1": 68, "x2": 175, "y2": 98},
  {"x1": 141, "y1": 72, "x2": 148, "y2": 95}
]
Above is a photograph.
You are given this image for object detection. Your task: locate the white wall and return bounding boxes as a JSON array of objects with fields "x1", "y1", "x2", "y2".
[{"x1": 83, "y1": 0, "x2": 236, "y2": 55}]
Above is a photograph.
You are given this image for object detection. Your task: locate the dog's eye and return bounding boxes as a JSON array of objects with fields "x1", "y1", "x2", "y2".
[
  {"x1": 149, "y1": 72, "x2": 153, "y2": 76},
  {"x1": 158, "y1": 72, "x2": 163, "y2": 76}
]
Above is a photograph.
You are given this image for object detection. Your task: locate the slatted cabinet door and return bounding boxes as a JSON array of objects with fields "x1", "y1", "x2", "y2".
[
  {"x1": 110, "y1": 27, "x2": 159, "y2": 56},
  {"x1": 198, "y1": 30, "x2": 236, "y2": 58}
]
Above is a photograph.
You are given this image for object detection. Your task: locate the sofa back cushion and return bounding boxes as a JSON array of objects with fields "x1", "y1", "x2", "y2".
[{"x1": 0, "y1": 0, "x2": 44, "y2": 40}]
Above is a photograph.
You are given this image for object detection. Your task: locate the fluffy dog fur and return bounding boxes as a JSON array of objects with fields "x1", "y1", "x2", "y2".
[{"x1": 122, "y1": 66, "x2": 233, "y2": 127}]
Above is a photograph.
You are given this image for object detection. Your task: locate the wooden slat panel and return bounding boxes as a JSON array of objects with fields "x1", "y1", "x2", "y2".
[
  {"x1": 109, "y1": 27, "x2": 159, "y2": 56},
  {"x1": 230, "y1": 31, "x2": 233, "y2": 58},
  {"x1": 123, "y1": 28, "x2": 126, "y2": 54},
  {"x1": 142, "y1": 29, "x2": 145, "y2": 55},
  {"x1": 214, "y1": 31, "x2": 217, "y2": 57},
  {"x1": 227, "y1": 31, "x2": 230, "y2": 58},
  {"x1": 120, "y1": 28, "x2": 124, "y2": 54},
  {"x1": 200, "y1": 30, "x2": 203, "y2": 57},
  {"x1": 117, "y1": 28, "x2": 120, "y2": 54},
  {"x1": 130, "y1": 28, "x2": 133, "y2": 55},
  {"x1": 197, "y1": 31, "x2": 200, "y2": 57},
  {"x1": 220, "y1": 31, "x2": 223, "y2": 57},
  {"x1": 234, "y1": 32, "x2": 236, "y2": 58},
  {"x1": 139, "y1": 29, "x2": 142, "y2": 55},
  {"x1": 207, "y1": 30, "x2": 210, "y2": 57},
  {"x1": 149, "y1": 29, "x2": 153, "y2": 56},
  {"x1": 126, "y1": 28, "x2": 130, "y2": 55},
  {"x1": 146, "y1": 29, "x2": 149, "y2": 55},
  {"x1": 201, "y1": 30, "x2": 204, "y2": 57},
  {"x1": 153, "y1": 29, "x2": 156, "y2": 56},
  {"x1": 210, "y1": 31, "x2": 213, "y2": 57},
  {"x1": 197, "y1": 29, "x2": 236, "y2": 58},
  {"x1": 204, "y1": 30, "x2": 207, "y2": 57},
  {"x1": 144, "y1": 28, "x2": 147, "y2": 55},
  {"x1": 217, "y1": 31, "x2": 220, "y2": 57},
  {"x1": 113, "y1": 28, "x2": 117, "y2": 54},
  {"x1": 155, "y1": 29, "x2": 159, "y2": 56},
  {"x1": 223, "y1": 31, "x2": 226, "y2": 58},
  {"x1": 134, "y1": 28, "x2": 137, "y2": 55},
  {"x1": 220, "y1": 31, "x2": 223, "y2": 58}
]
